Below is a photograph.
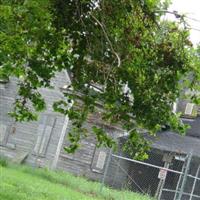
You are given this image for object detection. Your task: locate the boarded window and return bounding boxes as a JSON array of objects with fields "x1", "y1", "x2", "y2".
[
  {"x1": 185, "y1": 103, "x2": 194, "y2": 115},
  {"x1": 33, "y1": 116, "x2": 56, "y2": 156},
  {"x1": 0, "y1": 124, "x2": 8, "y2": 145},
  {"x1": 91, "y1": 147, "x2": 108, "y2": 173},
  {"x1": 177, "y1": 100, "x2": 198, "y2": 118}
]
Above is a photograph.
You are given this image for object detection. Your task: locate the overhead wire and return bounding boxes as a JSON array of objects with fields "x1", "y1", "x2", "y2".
[
  {"x1": 184, "y1": 16, "x2": 200, "y2": 23},
  {"x1": 190, "y1": 27, "x2": 200, "y2": 32},
  {"x1": 155, "y1": 9, "x2": 200, "y2": 32},
  {"x1": 156, "y1": 9, "x2": 200, "y2": 22}
]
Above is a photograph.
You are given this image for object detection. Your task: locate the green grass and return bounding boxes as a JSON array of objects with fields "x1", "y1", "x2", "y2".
[{"x1": 0, "y1": 161, "x2": 154, "y2": 200}]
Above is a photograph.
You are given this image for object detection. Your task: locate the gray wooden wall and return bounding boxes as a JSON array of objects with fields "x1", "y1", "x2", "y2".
[
  {"x1": 1, "y1": 71, "x2": 200, "y2": 193},
  {"x1": 0, "y1": 71, "x2": 127, "y2": 188},
  {"x1": 0, "y1": 71, "x2": 69, "y2": 168}
]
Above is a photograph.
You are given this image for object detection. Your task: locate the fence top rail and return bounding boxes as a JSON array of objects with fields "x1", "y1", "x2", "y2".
[
  {"x1": 112, "y1": 154, "x2": 183, "y2": 174},
  {"x1": 112, "y1": 154, "x2": 200, "y2": 180}
]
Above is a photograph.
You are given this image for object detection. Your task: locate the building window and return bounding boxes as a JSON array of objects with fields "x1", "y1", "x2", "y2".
[
  {"x1": 91, "y1": 147, "x2": 108, "y2": 173},
  {"x1": 176, "y1": 100, "x2": 198, "y2": 119}
]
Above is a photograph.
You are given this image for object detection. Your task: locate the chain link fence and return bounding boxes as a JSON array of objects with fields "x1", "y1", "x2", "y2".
[{"x1": 100, "y1": 149, "x2": 200, "y2": 200}]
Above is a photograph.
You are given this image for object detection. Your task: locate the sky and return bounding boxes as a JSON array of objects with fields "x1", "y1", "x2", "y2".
[{"x1": 167, "y1": 0, "x2": 200, "y2": 45}]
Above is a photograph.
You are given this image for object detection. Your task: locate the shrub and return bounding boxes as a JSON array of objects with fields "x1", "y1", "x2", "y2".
[{"x1": 0, "y1": 157, "x2": 8, "y2": 167}]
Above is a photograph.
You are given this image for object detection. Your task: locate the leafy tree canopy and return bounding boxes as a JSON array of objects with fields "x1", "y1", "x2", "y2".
[{"x1": 0, "y1": 0, "x2": 200, "y2": 159}]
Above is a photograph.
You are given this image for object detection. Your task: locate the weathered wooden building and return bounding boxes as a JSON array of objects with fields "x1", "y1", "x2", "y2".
[
  {"x1": 0, "y1": 71, "x2": 200, "y2": 199},
  {"x1": 0, "y1": 71, "x2": 125, "y2": 182}
]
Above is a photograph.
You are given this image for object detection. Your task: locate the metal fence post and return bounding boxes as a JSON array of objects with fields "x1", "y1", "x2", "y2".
[
  {"x1": 157, "y1": 162, "x2": 170, "y2": 200},
  {"x1": 156, "y1": 153, "x2": 173, "y2": 200},
  {"x1": 189, "y1": 165, "x2": 200, "y2": 200},
  {"x1": 173, "y1": 161, "x2": 185, "y2": 200},
  {"x1": 176, "y1": 153, "x2": 192, "y2": 200},
  {"x1": 99, "y1": 148, "x2": 112, "y2": 193}
]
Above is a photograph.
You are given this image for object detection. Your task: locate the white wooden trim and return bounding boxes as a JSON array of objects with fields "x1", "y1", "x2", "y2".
[
  {"x1": 51, "y1": 70, "x2": 71, "y2": 169},
  {"x1": 51, "y1": 116, "x2": 69, "y2": 169}
]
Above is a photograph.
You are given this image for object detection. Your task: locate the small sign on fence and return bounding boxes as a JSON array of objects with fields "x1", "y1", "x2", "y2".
[{"x1": 158, "y1": 168, "x2": 167, "y2": 180}]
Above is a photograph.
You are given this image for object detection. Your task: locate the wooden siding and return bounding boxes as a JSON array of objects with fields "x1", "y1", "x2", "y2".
[
  {"x1": 0, "y1": 71, "x2": 126, "y2": 188},
  {"x1": 0, "y1": 71, "x2": 69, "y2": 168}
]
